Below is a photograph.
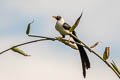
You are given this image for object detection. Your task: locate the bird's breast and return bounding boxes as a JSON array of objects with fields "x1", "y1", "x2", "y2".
[{"x1": 55, "y1": 22, "x2": 69, "y2": 35}]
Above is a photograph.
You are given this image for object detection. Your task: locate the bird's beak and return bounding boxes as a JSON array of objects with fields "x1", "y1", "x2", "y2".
[{"x1": 52, "y1": 16, "x2": 57, "y2": 19}]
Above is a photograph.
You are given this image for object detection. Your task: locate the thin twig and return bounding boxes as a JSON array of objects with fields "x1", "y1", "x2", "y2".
[
  {"x1": 27, "y1": 34, "x2": 55, "y2": 40},
  {"x1": 0, "y1": 48, "x2": 11, "y2": 54},
  {"x1": 0, "y1": 38, "x2": 56, "y2": 55},
  {"x1": 14, "y1": 38, "x2": 56, "y2": 47}
]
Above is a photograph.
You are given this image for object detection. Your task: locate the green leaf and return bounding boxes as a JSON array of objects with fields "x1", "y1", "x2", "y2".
[
  {"x1": 103, "y1": 47, "x2": 110, "y2": 60},
  {"x1": 11, "y1": 46, "x2": 30, "y2": 56},
  {"x1": 69, "y1": 12, "x2": 83, "y2": 32},
  {"x1": 111, "y1": 60, "x2": 120, "y2": 75},
  {"x1": 26, "y1": 19, "x2": 34, "y2": 35}
]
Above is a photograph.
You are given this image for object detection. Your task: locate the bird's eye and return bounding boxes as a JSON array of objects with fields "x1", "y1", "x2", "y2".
[{"x1": 56, "y1": 16, "x2": 61, "y2": 20}]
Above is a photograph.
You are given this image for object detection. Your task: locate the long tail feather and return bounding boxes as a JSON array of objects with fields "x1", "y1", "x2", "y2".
[{"x1": 72, "y1": 31, "x2": 90, "y2": 78}]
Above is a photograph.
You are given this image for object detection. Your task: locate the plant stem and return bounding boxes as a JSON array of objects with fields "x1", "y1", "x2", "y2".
[{"x1": 0, "y1": 48, "x2": 11, "y2": 54}]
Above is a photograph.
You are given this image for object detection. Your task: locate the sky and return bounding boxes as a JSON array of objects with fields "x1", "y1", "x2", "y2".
[{"x1": 0, "y1": 0, "x2": 120, "y2": 80}]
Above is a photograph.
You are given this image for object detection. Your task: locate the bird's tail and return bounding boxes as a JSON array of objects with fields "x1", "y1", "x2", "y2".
[{"x1": 72, "y1": 31, "x2": 90, "y2": 78}]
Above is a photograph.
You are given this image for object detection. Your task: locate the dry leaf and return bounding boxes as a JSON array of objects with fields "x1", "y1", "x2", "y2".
[{"x1": 90, "y1": 41, "x2": 102, "y2": 48}]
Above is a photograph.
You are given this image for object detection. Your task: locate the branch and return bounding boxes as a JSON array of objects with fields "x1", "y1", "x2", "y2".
[
  {"x1": 0, "y1": 36, "x2": 79, "y2": 54},
  {"x1": 0, "y1": 34, "x2": 120, "y2": 78}
]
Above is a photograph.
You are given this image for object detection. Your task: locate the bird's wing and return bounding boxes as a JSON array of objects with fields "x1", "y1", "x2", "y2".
[{"x1": 63, "y1": 23, "x2": 71, "y2": 30}]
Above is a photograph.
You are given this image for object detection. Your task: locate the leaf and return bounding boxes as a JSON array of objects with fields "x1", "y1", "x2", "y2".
[
  {"x1": 69, "y1": 11, "x2": 83, "y2": 32},
  {"x1": 111, "y1": 60, "x2": 120, "y2": 75},
  {"x1": 90, "y1": 41, "x2": 102, "y2": 48},
  {"x1": 103, "y1": 47, "x2": 110, "y2": 60},
  {"x1": 26, "y1": 19, "x2": 34, "y2": 35},
  {"x1": 11, "y1": 46, "x2": 30, "y2": 56}
]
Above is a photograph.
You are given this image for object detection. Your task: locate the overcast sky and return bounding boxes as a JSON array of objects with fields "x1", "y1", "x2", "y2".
[{"x1": 0, "y1": 0, "x2": 120, "y2": 80}]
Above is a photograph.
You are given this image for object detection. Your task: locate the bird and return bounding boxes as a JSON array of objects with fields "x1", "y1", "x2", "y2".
[{"x1": 52, "y1": 12, "x2": 90, "y2": 78}]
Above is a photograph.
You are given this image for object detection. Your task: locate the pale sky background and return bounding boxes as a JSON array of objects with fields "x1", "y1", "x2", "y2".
[{"x1": 0, "y1": 0, "x2": 120, "y2": 80}]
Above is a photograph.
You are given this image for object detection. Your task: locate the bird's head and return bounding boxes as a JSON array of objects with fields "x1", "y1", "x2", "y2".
[
  {"x1": 52, "y1": 16, "x2": 64, "y2": 24},
  {"x1": 52, "y1": 16, "x2": 62, "y2": 20}
]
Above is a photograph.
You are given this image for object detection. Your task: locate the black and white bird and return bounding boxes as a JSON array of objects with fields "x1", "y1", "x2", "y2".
[{"x1": 52, "y1": 13, "x2": 90, "y2": 78}]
